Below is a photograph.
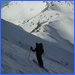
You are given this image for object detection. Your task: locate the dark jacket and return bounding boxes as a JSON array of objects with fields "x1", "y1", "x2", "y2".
[{"x1": 31, "y1": 43, "x2": 44, "y2": 55}]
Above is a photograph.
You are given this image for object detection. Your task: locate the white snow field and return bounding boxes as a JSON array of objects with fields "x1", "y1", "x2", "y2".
[{"x1": 1, "y1": 1, "x2": 74, "y2": 74}]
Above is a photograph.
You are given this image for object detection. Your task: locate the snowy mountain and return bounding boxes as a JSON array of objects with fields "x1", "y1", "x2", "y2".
[
  {"x1": 2, "y1": 1, "x2": 46, "y2": 25},
  {"x1": 1, "y1": 1, "x2": 74, "y2": 74}
]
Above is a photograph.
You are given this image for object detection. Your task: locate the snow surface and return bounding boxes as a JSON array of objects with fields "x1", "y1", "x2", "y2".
[
  {"x1": 1, "y1": 1, "x2": 74, "y2": 74},
  {"x1": 2, "y1": 1, "x2": 46, "y2": 25}
]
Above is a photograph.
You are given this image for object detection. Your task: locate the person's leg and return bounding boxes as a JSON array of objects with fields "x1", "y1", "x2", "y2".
[
  {"x1": 36, "y1": 54, "x2": 39, "y2": 63},
  {"x1": 39, "y1": 55, "x2": 43, "y2": 67},
  {"x1": 36, "y1": 54, "x2": 43, "y2": 67}
]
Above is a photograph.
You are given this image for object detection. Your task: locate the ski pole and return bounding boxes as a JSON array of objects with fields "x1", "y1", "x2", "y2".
[{"x1": 28, "y1": 47, "x2": 31, "y2": 60}]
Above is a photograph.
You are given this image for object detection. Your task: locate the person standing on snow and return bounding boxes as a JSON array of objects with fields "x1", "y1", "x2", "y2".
[{"x1": 30, "y1": 43, "x2": 44, "y2": 67}]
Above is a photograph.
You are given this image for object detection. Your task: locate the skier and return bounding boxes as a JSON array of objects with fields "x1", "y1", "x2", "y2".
[{"x1": 30, "y1": 43, "x2": 44, "y2": 67}]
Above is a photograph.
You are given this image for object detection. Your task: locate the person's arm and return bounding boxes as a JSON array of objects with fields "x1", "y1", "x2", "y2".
[{"x1": 30, "y1": 47, "x2": 36, "y2": 52}]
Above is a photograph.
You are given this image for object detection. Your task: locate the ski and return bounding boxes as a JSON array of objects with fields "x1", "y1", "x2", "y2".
[{"x1": 33, "y1": 59, "x2": 49, "y2": 73}]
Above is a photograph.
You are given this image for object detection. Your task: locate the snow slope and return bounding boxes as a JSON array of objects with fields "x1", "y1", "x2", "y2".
[
  {"x1": 1, "y1": 1, "x2": 74, "y2": 74},
  {"x1": 2, "y1": 19, "x2": 73, "y2": 74},
  {"x1": 1, "y1": 1, "x2": 74, "y2": 44},
  {"x1": 2, "y1": 1, "x2": 46, "y2": 25}
]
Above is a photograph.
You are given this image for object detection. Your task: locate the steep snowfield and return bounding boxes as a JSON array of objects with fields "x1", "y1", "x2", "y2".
[
  {"x1": 2, "y1": 19, "x2": 73, "y2": 74},
  {"x1": 2, "y1": 38, "x2": 72, "y2": 74},
  {"x1": 2, "y1": 1, "x2": 46, "y2": 25},
  {"x1": 1, "y1": 1, "x2": 74, "y2": 74},
  {"x1": 1, "y1": 1, "x2": 74, "y2": 44}
]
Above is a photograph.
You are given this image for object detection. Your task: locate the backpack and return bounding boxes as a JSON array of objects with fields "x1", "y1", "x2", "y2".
[{"x1": 35, "y1": 43, "x2": 44, "y2": 55}]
